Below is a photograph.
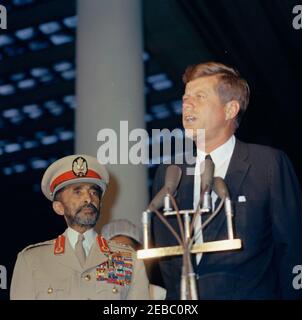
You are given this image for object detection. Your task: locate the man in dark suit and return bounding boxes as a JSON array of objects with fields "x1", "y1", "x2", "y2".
[{"x1": 152, "y1": 62, "x2": 302, "y2": 300}]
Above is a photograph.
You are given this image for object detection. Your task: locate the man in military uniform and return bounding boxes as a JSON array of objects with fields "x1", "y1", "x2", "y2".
[{"x1": 10, "y1": 154, "x2": 150, "y2": 300}]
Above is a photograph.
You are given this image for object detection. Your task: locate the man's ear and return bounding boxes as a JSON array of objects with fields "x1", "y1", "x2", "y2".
[
  {"x1": 52, "y1": 201, "x2": 64, "y2": 216},
  {"x1": 225, "y1": 100, "x2": 240, "y2": 120}
]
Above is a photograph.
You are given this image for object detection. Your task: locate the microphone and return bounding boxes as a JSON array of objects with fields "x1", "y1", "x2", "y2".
[
  {"x1": 163, "y1": 165, "x2": 182, "y2": 212},
  {"x1": 147, "y1": 188, "x2": 167, "y2": 212},
  {"x1": 212, "y1": 177, "x2": 234, "y2": 239},
  {"x1": 212, "y1": 176, "x2": 230, "y2": 198},
  {"x1": 165, "y1": 165, "x2": 182, "y2": 194},
  {"x1": 148, "y1": 165, "x2": 182, "y2": 211},
  {"x1": 142, "y1": 165, "x2": 182, "y2": 249},
  {"x1": 200, "y1": 155, "x2": 215, "y2": 212}
]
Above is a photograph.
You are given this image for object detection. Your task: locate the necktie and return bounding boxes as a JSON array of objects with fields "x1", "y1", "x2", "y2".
[{"x1": 75, "y1": 234, "x2": 86, "y2": 267}]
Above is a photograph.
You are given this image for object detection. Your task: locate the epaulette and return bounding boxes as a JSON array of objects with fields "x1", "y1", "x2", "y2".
[{"x1": 21, "y1": 239, "x2": 54, "y2": 253}]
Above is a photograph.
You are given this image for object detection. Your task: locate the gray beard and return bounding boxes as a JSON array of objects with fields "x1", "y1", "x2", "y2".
[{"x1": 65, "y1": 204, "x2": 100, "y2": 228}]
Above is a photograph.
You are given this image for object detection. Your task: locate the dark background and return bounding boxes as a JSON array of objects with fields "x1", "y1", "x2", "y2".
[{"x1": 1, "y1": 0, "x2": 302, "y2": 300}]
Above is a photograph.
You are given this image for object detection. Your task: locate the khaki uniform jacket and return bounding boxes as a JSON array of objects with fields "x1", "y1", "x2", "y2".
[{"x1": 10, "y1": 230, "x2": 150, "y2": 300}]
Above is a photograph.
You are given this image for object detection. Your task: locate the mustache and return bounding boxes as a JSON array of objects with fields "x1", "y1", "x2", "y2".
[{"x1": 75, "y1": 203, "x2": 98, "y2": 215}]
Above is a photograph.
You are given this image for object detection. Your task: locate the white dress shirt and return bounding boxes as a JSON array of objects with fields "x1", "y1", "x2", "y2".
[
  {"x1": 194, "y1": 135, "x2": 236, "y2": 264},
  {"x1": 67, "y1": 227, "x2": 97, "y2": 257}
]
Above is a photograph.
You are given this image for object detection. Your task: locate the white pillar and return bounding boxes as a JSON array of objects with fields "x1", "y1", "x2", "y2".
[{"x1": 76, "y1": 0, "x2": 147, "y2": 229}]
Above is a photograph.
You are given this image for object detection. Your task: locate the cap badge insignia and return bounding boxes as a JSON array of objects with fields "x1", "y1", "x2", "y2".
[{"x1": 72, "y1": 156, "x2": 88, "y2": 177}]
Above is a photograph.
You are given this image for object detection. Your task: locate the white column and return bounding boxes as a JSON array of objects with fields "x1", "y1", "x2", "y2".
[{"x1": 76, "y1": 0, "x2": 147, "y2": 229}]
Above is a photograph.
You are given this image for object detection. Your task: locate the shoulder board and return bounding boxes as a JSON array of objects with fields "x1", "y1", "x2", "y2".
[
  {"x1": 22, "y1": 239, "x2": 54, "y2": 253},
  {"x1": 97, "y1": 235, "x2": 110, "y2": 253}
]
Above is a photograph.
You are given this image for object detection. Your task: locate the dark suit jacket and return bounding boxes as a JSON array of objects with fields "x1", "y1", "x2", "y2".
[{"x1": 152, "y1": 139, "x2": 302, "y2": 299}]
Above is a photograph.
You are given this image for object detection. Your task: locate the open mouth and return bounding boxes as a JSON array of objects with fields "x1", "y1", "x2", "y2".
[{"x1": 184, "y1": 115, "x2": 197, "y2": 122}]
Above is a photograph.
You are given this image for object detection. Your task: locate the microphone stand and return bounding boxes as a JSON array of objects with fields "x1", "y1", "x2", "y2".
[
  {"x1": 140, "y1": 177, "x2": 240, "y2": 300},
  {"x1": 165, "y1": 193, "x2": 198, "y2": 300}
]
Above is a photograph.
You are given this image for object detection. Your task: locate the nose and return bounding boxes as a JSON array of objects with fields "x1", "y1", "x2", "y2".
[
  {"x1": 182, "y1": 95, "x2": 194, "y2": 112},
  {"x1": 83, "y1": 191, "x2": 92, "y2": 204},
  {"x1": 182, "y1": 94, "x2": 190, "y2": 103}
]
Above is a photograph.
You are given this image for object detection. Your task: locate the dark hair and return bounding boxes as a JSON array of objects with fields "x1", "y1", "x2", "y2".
[{"x1": 183, "y1": 61, "x2": 250, "y2": 128}]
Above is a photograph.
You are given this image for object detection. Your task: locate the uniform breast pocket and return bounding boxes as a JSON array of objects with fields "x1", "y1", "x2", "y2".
[
  {"x1": 95, "y1": 281, "x2": 127, "y2": 300},
  {"x1": 34, "y1": 278, "x2": 70, "y2": 300}
]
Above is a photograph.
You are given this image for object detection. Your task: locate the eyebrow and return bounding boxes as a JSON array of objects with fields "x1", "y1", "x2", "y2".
[
  {"x1": 195, "y1": 90, "x2": 208, "y2": 96},
  {"x1": 184, "y1": 89, "x2": 208, "y2": 96},
  {"x1": 72, "y1": 185, "x2": 82, "y2": 191},
  {"x1": 70, "y1": 185, "x2": 101, "y2": 194},
  {"x1": 71, "y1": 185, "x2": 92, "y2": 192}
]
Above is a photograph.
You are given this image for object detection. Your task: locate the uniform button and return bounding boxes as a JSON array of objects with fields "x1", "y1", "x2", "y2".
[
  {"x1": 47, "y1": 287, "x2": 53, "y2": 294},
  {"x1": 112, "y1": 287, "x2": 118, "y2": 294},
  {"x1": 84, "y1": 274, "x2": 91, "y2": 281}
]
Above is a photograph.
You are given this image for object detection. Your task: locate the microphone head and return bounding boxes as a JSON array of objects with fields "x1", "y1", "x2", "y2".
[
  {"x1": 148, "y1": 187, "x2": 166, "y2": 211},
  {"x1": 147, "y1": 165, "x2": 182, "y2": 212},
  {"x1": 164, "y1": 165, "x2": 182, "y2": 194},
  {"x1": 201, "y1": 156, "x2": 215, "y2": 191},
  {"x1": 212, "y1": 177, "x2": 230, "y2": 198}
]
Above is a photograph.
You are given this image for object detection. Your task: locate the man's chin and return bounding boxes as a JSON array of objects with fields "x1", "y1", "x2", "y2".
[
  {"x1": 75, "y1": 219, "x2": 97, "y2": 228},
  {"x1": 184, "y1": 128, "x2": 195, "y2": 139}
]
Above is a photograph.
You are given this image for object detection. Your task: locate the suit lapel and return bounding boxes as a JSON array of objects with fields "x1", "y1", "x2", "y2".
[
  {"x1": 224, "y1": 139, "x2": 250, "y2": 200},
  {"x1": 177, "y1": 161, "x2": 195, "y2": 210},
  {"x1": 203, "y1": 140, "x2": 251, "y2": 241}
]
